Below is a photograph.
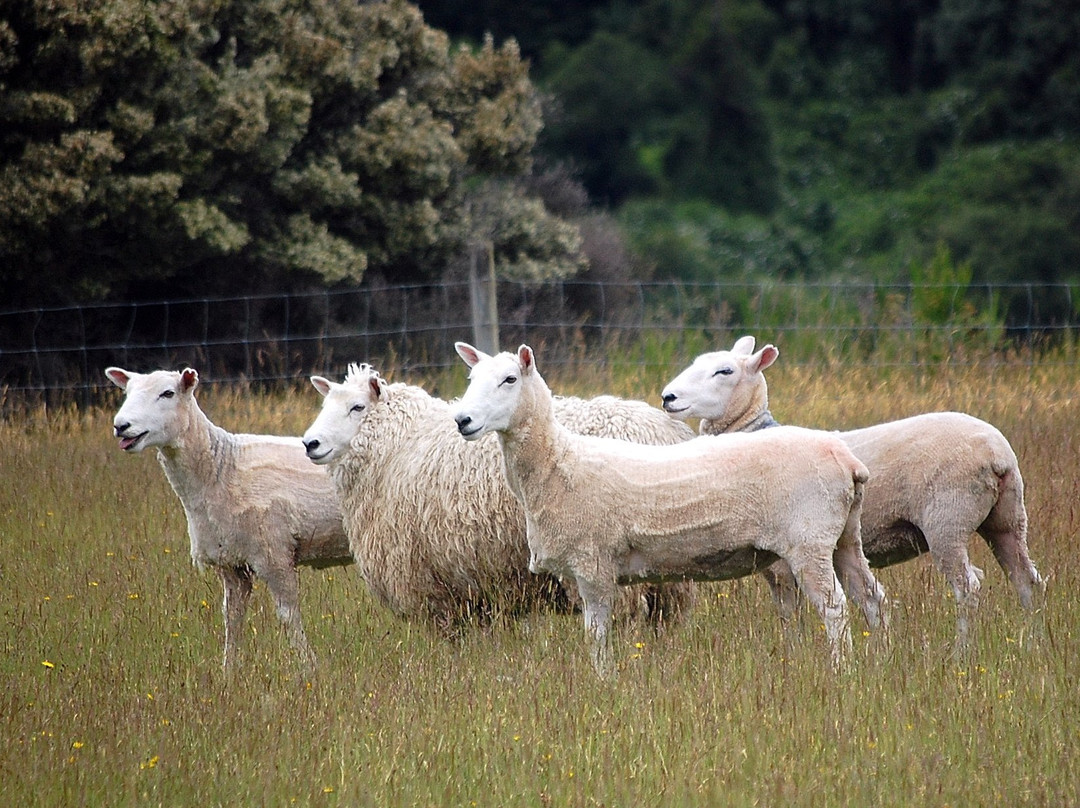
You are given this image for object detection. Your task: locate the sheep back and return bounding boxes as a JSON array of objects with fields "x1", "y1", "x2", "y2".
[
  {"x1": 839, "y1": 411, "x2": 1022, "y2": 564},
  {"x1": 552, "y1": 394, "x2": 697, "y2": 618},
  {"x1": 553, "y1": 395, "x2": 696, "y2": 445}
]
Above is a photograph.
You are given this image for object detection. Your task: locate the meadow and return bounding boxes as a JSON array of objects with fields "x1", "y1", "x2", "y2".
[{"x1": 1, "y1": 347, "x2": 1078, "y2": 806}]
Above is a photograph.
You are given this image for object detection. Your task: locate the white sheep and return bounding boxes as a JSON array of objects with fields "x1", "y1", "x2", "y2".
[
  {"x1": 106, "y1": 367, "x2": 351, "y2": 669},
  {"x1": 301, "y1": 363, "x2": 697, "y2": 633},
  {"x1": 452, "y1": 343, "x2": 887, "y2": 675},
  {"x1": 660, "y1": 336, "x2": 1045, "y2": 645}
]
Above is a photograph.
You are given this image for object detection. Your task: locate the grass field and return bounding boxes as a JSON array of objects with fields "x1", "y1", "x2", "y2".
[{"x1": 2, "y1": 352, "x2": 1078, "y2": 806}]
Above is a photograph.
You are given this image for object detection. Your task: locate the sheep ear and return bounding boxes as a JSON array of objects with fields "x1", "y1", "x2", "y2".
[
  {"x1": 517, "y1": 344, "x2": 535, "y2": 374},
  {"x1": 731, "y1": 335, "x2": 756, "y2": 355},
  {"x1": 368, "y1": 374, "x2": 383, "y2": 400},
  {"x1": 105, "y1": 367, "x2": 132, "y2": 390},
  {"x1": 180, "y1": 368, "x2": 199, "y2": 392},
  {"x1": 310, "y1": 376, "x2": 332, "y2": 398},
  {"x1": 750, "y1": 345, "x2": 779, "y2": 373},
  {"x1": 455, "y1": 342, "x2": 488, "y2": 368}
]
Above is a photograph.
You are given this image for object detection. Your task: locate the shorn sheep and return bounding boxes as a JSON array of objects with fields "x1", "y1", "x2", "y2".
[
  {"x1": 452, "y1": 343, "x2": 887, "y2": 675},
  {"x1": 106, "y1": 367, "x2": 351, "y2": 669},
  {"x1": 660, "y1": 336, "x2": 1045, "y2": 645},
  {"x1": 301, "y1": 362, "x2": 696, "y2": 633}
]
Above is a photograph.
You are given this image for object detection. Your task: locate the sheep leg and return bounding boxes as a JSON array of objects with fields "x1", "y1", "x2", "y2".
[
  {"x1": 785, "y1": 551, "x2": 851, "y2": 669},
  {"x1": 929, "y1": 539, "x2": 984, "y2": 652},
  {"x1": 976, "y1": 467, "x2": 1044, "y2": 610},
  {"x1": 265, "y1": 565, "x2": 317, "y2": 670},
  {"x1": 832, "y1": 504, "x2": 889, "y2": 633},
  {"x1": 760, "y1": 561, "x2": 805, "y2": 653},
  {"x1": 981, "y1": 527, "x2": 1045, "y2": 611},
  {"x1": 978, "y1": 524, "x2": 1044, "y2": 612},
  {"x1": 576, "y1": 578, "x2": 616, "y2": 679},
  {"x1": 761, "y1": 560, "x2": 802, "y2": 626},
  {"x1": 219, "y1": 565, "x2": 253, "y2": 669}
]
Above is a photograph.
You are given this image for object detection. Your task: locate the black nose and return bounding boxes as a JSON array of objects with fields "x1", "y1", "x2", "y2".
[
  {"x1": 662, "y1": 393, "x2": 676, "y2": 404},
  {"x1": 303, "y1": 439, "x2": 319, "y2": 453},
  {"x1": 455, "y1": 415, "x2": 472, "y2": 434},
  {"x1": 114, "y1": 422, "x2": 130, "y2": 436}
]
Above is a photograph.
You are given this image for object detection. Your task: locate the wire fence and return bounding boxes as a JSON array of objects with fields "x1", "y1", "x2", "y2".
[{"x1": 2, "y1": 279, "x2": 1078, "y2": 407}]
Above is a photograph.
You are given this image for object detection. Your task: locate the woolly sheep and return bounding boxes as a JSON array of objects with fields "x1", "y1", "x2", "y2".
[
  {"x1": 660, "y1": 336, "x2": 1045, "y2": 644},
  {"x1": 106, "y1": 367, "x2": 351, "y2": 669},
  {"x1": 452, "y1": 343, "x2": 887, "y2": 675},
  {"x1": 301, "y1": 363, "x2": 696, "y2": 633}
]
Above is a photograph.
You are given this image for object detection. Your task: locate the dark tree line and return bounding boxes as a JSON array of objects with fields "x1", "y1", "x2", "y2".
[
  {"x1": 423, "y1": 0, "x2": 1080, "y2": 297},
  {"x1": 0, "y1": 0, "x2": 586, "y2": 310},
  {"x1": 3, "y1": 0, "x2": 1080, "y2": 326}
]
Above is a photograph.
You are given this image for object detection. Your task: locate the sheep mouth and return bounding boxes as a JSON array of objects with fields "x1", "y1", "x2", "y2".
[
  {"x1": 662, "y1": 402, "x2": 689, "y2": 414},
  {"x1": 117, "y1": 431, "x2": 148, "y2": 451},
  {"x1": 307, "y1": 447, "x2": 333, "y2": 463},
  {"x1": 458, "y1": 424, "x2": 483, "y2": 439}
]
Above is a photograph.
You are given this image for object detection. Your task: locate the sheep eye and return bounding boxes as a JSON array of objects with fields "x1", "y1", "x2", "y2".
[
  {"x1": 350, "y1": 404, "x2": 365, "y2": 414},
  {"x1": 503, "y1": 375, "x2": 518, "y2": 385},
  {"x1": 713, "y1": 367, "x2": 734, "y2": 377},
  {"x1": 159, "y1": 390, "x2": 175, "y2": 399}
]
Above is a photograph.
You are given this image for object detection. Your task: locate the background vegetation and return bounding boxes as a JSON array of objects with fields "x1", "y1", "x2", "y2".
[
  {"x1": 428, "y1": 0, "x2": 1080, "y2": 295},
  {"x1": 2, "y1": 345, "x2": 1077, "y2": 806},
  {"x1": 4, "y1": 0, "x2": 1079, "y2": 337}
]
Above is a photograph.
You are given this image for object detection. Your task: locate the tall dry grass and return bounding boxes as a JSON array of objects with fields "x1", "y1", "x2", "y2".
[{"x1": 1, "y1": 351, "x2": 1077, "y2": 806}]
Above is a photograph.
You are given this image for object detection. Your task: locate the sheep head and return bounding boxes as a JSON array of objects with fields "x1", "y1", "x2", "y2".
[
  {"x1": 453, "y1": 342, "x2": 536, "y2": 441},
  {"x1": 105, "y1": 366, "x2": 199, "y2": 452},
  {"x1": 303, "y1": 363, "x2": 385, "y2": 465},
  {"x1": 660, "y1": 336, "x2": 778, "y2": 431}
]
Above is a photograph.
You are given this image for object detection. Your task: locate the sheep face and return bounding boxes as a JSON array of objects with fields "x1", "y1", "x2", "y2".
[
  {"x1": 106, "y1": 366, "x2": 199, "y2": 452},
  {"x1": 661, "y1": 336, "x2": 777, "y2": 421},
  {"x1": 453, "y1": 342, "x2": 533, "y2": 441},
  {"x1": 303, "y1": 363, "x2": 385, "y2": 465}
]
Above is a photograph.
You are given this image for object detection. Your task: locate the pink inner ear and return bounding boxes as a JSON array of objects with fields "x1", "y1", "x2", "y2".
[
  {"x1": 180, "y1": 368, "x2": 198, "y2": 391},
  {"x1": 106, "y1": 368, "x2": 130, "y2": 389},
  {"x1": 455, "y1": 342, "x2": 482, "y2": 367},
  {"x1": 757, "y1": 345, "x2": 779, "y2": 371},
  {"x1": 368, "y1": 375, "x2": 382, "y2": 399},
  {"x1": 518, "y1": 345, "x2": 533, "y2": 371}
]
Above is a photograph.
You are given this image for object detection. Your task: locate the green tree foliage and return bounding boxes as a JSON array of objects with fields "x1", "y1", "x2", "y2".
[
  {"x1": 541, "y1": 0, "x2": 779, "y2": 211},
  {"x1": 921, "y1": 0, "x2": 1080, "y2": 138},
  {"x1": 0, "y1": 0, "x2": 577, "y2": 306},
  {"x1": 419, "y1": 0, "x2": 605, "y2": 62}
]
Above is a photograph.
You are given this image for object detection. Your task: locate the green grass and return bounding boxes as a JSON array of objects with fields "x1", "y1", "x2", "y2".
[{"x1": 2, "y1": 357, "x2": 1078, "y2": 806}]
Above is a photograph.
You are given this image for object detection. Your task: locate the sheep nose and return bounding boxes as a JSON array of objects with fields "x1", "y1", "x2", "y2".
[
  {"x1": 114, "y1": 421, "x2": 130, "y2": 436},
  {"x1": 455, "y1": 414, "x2": 472, "y2": 434},
  {"x1": 303, "y1": 438, "x2": 319, "y2": 454},
  {"x1": 661, "y1": 392, "x2": 677, "y2": 405}
]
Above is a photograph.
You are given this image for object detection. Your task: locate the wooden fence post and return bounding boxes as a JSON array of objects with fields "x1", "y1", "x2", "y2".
[{"x1": 469, "y1": 240, "x2": 499, "y2": 354}]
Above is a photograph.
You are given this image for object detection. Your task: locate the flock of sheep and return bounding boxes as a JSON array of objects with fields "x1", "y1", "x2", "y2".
[{"x1": 105, "y1": 336, "x2": 1045, "y2": 676}]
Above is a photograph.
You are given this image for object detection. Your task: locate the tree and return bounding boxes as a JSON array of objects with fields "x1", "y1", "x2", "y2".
[
  {"x1": 0, "y1": 0, "x2": 580, "y2": 307},
  {"x1": 540, "y1": 0, "x2": 779, "y2": 211}
]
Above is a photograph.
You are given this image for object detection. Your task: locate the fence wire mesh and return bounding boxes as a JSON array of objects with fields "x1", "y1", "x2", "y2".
[{"x1": 2, "y1": 280, "x2": 1077, "y2": 406}]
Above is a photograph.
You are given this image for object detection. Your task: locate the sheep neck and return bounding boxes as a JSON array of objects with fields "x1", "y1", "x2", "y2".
[
  {"x1": 497, "y1": 374, "x2": 564, "y2": 507},
  {"x1": 156, "y1": 401, "x2": 235, "y2": 502},
  {"x1": 701, "y1": 409, "x2": 779, "y2": 435},
  {"x1": 700, "y1": 379, "x2": 776, "y2": 434}
]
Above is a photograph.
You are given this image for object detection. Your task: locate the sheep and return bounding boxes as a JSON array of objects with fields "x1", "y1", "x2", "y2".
[
  {"x1": 452, "y1": 342, "x2": 888, "y2": 675},
  {"x1": 660, "y1": 336, "x2": 1045, "y2": 645},
  {"x1": 105, "y1": 366, "x2": 351, "y2": 669},
  {"x1": 301, "y1": 363, "x2": 697, "y2": 634}
]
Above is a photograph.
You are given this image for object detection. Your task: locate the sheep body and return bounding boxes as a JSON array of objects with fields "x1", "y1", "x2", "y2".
[
  {"x1": 106, "y1": 367, "x2": 350, "y2": 668},
  {"x1": 660, "y1": 337, "x2": 1045, "y2": 643},
  {"x1": 452, "y1": 343, "x2": 887, "y2": 674},
  {"x1": 302, "y1": 364, "x2": 695, "y2": 632},
  {"x1": 553, "y1": 394, "x2": 696, "y2": 445}
]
